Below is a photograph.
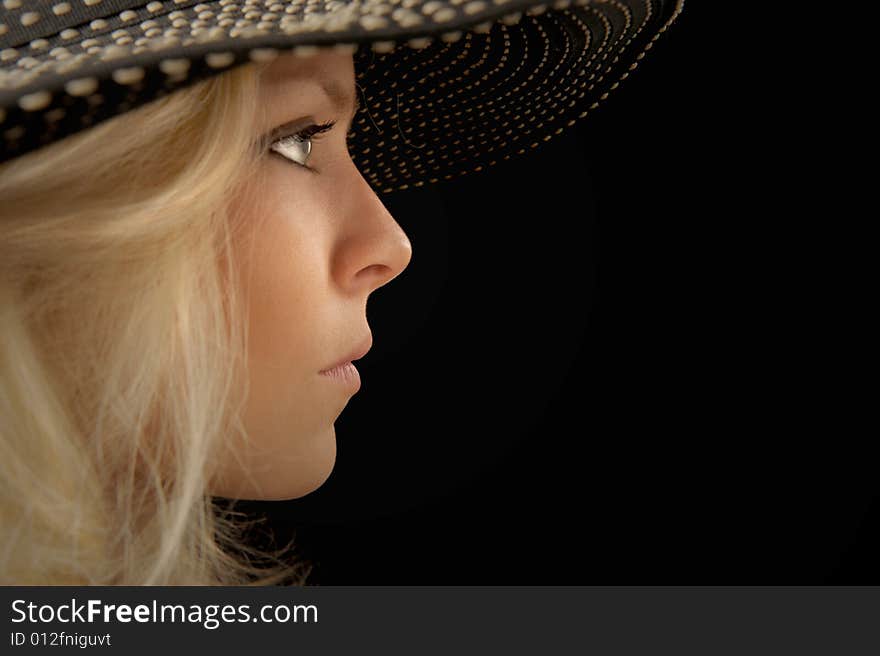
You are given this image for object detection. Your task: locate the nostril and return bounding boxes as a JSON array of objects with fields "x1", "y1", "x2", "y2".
[{"x1": 356, "y1": 263, "x2": 391, "y2": 284}]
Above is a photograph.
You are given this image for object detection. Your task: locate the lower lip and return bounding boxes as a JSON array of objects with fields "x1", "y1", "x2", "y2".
[{"x1": 319, "y1": 361, "x2": 361, "y2": 391}]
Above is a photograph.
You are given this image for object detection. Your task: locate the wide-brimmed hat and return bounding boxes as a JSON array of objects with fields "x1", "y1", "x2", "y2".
[{"x1": 1, "y1": 0, "x2": 682, "y2": 193}]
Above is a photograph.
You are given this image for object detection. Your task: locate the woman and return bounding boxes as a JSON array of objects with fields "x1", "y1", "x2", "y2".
[{"x1": 0, "y1": 0, "x2": 683, "y2": 584}]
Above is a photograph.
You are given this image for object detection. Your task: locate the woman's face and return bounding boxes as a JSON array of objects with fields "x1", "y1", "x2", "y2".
[{"x1": 212, "y1": 51, "x2": 412, "y2": 500}]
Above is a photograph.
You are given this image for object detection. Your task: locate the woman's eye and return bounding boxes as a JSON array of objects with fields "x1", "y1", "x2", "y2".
[{"x1": 269, "y1": 120, "x2": 336, "y2": 170}]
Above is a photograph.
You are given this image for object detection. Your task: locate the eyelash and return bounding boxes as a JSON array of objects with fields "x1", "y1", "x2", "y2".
[{"x1": 271, "y1": 120, "x2": 337, "y2": 171}]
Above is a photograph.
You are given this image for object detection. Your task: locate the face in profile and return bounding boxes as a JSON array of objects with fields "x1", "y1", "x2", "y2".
[{"x1": 211, "y1": 51, "x2": 412, "y2": 501}]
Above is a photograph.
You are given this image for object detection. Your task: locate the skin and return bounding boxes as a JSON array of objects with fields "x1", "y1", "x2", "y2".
[{"x1": 211, "y1": 51, "x2": 412, "y2": 500}]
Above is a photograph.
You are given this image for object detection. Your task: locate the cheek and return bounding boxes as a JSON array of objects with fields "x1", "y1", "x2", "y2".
[
  {"x1": 239, "y1": 193, "x2": 327, "y2": 374},
  {"x1": 215, "y1": 189, "x2": 342, "y2": 499},
  {"x1": 245, "y1": 251, "x2": 320, "y2": 370}
]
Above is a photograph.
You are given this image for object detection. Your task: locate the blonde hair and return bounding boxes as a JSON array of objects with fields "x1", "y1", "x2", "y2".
[{"x1": 0, "y1": 62, "x2": 310, "y2": 584}]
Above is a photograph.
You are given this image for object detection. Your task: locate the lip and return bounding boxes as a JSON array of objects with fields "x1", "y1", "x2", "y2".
[{"x1": 319, "y1": 334, "x2": 372, "y2": 374}]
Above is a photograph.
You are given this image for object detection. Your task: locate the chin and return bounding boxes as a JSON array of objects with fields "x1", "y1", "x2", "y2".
[
  {"x1": 212, "y1": 425, "x2": 338, "y2": 501},
  {"x1": 262, "y1": 449, "x2": 337, "y2": 501}
]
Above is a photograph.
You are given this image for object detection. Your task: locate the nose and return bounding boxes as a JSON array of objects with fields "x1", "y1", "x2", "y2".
[{"x1": 333, "y1": 169, "x2": 412, "y2": 296}]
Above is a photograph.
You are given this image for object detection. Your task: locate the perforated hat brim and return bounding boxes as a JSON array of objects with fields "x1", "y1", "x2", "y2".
[{"x1": 0, "y1": 0, "x2": 684, "y2": 193}]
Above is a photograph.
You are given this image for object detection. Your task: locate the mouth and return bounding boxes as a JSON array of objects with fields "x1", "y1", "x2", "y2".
[
  {"x1": 319, "y1": 335, "x2": 372, "y2": 390},
  {"x1": 319, "y1": 362, "x2": 361, "y2": 390}
]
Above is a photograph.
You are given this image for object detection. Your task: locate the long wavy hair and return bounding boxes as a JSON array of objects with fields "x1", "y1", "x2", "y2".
[{"x1": 0, "y1": 60, "x2": 310, "y2": 584}]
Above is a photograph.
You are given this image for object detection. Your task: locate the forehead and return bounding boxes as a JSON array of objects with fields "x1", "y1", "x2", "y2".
[
  {"x1": 259, "y1": 51, "x2": 356, "y2": 112},
  {"x1": 261, "y1": 51, "x2": 354, "y2": 88}
]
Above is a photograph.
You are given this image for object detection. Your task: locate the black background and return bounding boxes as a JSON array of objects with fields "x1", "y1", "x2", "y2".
[{"x1": 241, "y1": 4, "x2": 879, "y2": 583}]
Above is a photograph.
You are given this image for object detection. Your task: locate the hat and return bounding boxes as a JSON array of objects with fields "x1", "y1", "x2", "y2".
[{"x1": 0, "y1": 0, "x2": 683, "y2": 193}]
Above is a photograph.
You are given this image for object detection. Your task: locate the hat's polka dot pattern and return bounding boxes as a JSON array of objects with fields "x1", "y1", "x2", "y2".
[
  {"x1": 65, "y1": 76, "x2": 99, "y2": 95},
  {"x1": 0, "y1": 0, "x2": 683, "y2": 193}
]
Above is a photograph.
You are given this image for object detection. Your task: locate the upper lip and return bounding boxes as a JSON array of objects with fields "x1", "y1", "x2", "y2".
[{"x1": 320, "y1": 334, "x2": 372, "y2": 373}]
